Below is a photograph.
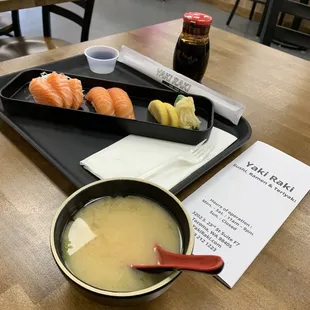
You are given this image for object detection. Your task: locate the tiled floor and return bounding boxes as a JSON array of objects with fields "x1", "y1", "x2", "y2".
[{"x1": 2, "y1": 0, "x2": 310, "y2": 60}]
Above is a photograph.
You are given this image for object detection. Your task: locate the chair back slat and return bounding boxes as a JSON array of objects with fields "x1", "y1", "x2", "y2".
[
  {"x1": 282, "y1": 0, "x2": 310, "y2": 20},
  {"x1": 260, "y1": 0, "x2": 310, "y2": 49},
  {"x1": 43, "y1": 0, "x2": 95, "y2": 42},
  {"x1": 47, "y1": 5, "x2": 83, "y2": 26},
  {"x1": 275, "y1": 25, "x2": 310, "y2": 48},
  {"x1": 74, "y1": 1, "x2": 87, "y2": 9}
]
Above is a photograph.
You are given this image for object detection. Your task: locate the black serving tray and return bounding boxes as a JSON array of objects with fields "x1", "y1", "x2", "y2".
[
  {"x1": 0, "y1": 55, "x2": 252, "y2": 194},
  {"x1": 0, "y1": 69, "x2": 214, "y2": 145}
]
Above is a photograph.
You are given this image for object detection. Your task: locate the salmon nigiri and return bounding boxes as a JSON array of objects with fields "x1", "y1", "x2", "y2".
[
  {"x1": 29, "y1": 77, "x2": 63, "y2": 107},
  {"x1": 108, "y1": 88, "x2": 135, "y2": 119},
  {"x1": 85, "y1": 87, "x2": 115, "y2": 115},
  {"x1": 46, "y1": 72, "x2": 73, "y2": 108},
  {"x1": 68, "y1": 78, "x2": 83, "y2": 109}
]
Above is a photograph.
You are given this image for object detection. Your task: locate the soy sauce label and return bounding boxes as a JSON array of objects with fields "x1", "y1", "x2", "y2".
[
  {"x1": 175, "y1": 50, "x2": 195, "y2": 62},
  {"x1": 156, "y1": 68, "x2": 192, "y2": 93},
  {"x1": 173, "y1": 38, "x2": 210, "y2": 82}
]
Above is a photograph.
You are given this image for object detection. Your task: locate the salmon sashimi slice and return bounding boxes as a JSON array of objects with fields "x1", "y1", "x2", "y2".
[
  {"x1": 46, "y1": 72, "x2": 73, "y2": 108},
  {"x1": 29, "y1": 77, "x2": 64, "y2": 107},
  {"x1": 108, "y1": 87, "x2": 135, "y2": 119},
  {"x1": 85, "y1": 87, "x2": 115, "y2": 115},
  {"x1": 68, "y1": 78, "x2": 83, "y2": 109}
]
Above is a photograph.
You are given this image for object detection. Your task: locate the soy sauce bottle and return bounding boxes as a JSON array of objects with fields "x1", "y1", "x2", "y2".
[{"x1": 173, "y1": 12, "x2": 212, "y2": 82}]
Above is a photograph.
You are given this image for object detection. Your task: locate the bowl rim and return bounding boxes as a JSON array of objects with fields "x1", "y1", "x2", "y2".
[{"x1": 50, "y1": 177, "x2": 194, "y2": 298}]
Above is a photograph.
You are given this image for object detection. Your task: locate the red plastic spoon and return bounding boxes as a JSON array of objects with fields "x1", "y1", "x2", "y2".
[{"x1": 131, "y1": 244, "x2": 224, "y2": 274}]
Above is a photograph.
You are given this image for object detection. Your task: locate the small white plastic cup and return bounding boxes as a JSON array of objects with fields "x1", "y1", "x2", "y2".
[{"x1": 84, "y1": 45, "x2": 119, "y2": 74}]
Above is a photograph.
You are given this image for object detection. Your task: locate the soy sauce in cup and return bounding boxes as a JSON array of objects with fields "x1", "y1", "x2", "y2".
[
  {"x1": 84, "y1": 45, "x2": 119, "y2": 74},
  {"x1": 173, "y1": 12, "x2": 212, "y2": 83}
]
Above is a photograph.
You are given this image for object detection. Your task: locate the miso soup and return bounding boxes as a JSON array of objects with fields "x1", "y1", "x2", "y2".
[{"x1": 61, "y1": 196, "x2": 181, "y2": 292}]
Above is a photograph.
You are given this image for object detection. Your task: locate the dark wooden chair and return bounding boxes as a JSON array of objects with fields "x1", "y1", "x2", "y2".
[
  {"x1": 260, "y1": 0, "x2": 310, "y2": 49},
  {"x1": 226, "y1": 0, "x2": 267, "y2": 26},
  {"x1": 0, "y1": 0, "x2": 95, "y2": 61},
  {"x1": 0, "y1": 11, "x2": 21, "y2": 37},
  {"x1": 42, "y1": 0, "x2": 95, "y2": 42}
]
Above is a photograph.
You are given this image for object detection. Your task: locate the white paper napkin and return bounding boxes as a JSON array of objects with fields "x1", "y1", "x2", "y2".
[{"x1": 80, "y1": 127, "x2": 237, "y2": 190}]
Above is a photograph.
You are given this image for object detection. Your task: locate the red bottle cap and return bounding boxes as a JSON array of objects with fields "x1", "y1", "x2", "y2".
[{"x1": 183, "y1": 12, "x2": 212, "y2": 26}]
